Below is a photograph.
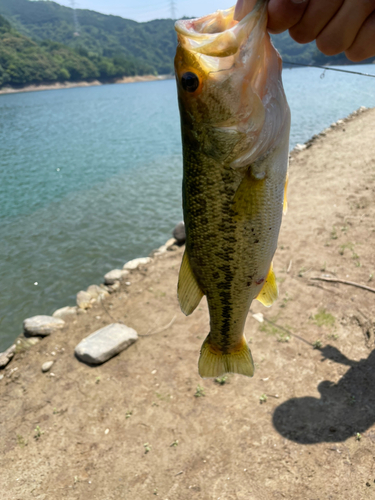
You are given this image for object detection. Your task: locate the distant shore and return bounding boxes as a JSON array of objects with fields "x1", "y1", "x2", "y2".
[{"x1": 0, "y1": 74, "x2": 174, "y2": 96}]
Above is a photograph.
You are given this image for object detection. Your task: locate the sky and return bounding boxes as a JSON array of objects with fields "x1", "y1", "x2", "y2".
[{"x1": 51, "y1": 0, "x2": 234, "y2": 23}]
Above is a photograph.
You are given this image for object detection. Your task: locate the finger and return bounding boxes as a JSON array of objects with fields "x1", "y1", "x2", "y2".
[
  {"x1": 290, "y1": 0, "x2": 344, "y2": 44},
  {"x1": 267, "y1": 0, "x2": 310, "y2": 34},
  {"x1": 317, "y1": 0, "x2": 375, "y2": 56},
  {"x1": 345, "y1": 10, "x2": 375, "y2": 62}
]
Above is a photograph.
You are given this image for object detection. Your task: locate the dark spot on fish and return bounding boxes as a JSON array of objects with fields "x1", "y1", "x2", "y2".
[
  {"x1": 181, "y1": 72, "x2": 199, "y2": 93},
  {"x1": 212, "y1": 272, "x2": 220, "y2": 280},
  {"x1": 254, "y1": 239, "x2": 259, "y2": 243},
  {"x1": 269, "y1": 227, "x2": 272, "y2": 230},
  {"x1": 251, "y1": 228, "x2": 254, "y2": 232},
  {"x1": 247, "y1": 281, "x2": 251, "y2": 286}
]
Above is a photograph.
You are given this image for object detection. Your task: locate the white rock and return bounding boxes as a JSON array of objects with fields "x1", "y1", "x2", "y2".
[
  {"x1": 0, "y1": 344, "x2": 16, "y2": 368},
  {"x1": 42, "y1": 361, "x2": 54, "y2": 372},
  {"x1": 75, "y1": 323, "x2": 138, "y2": 364},
  {"x1": 165, "y1": 238, "x2": 177, "y2": 248},
  {"x1": 76, "y1": 290, "x2": 93, "y2": 309},
  {"x1": 252, "y1": 313, "x2": 264, "y2": 323},
  {"x1": 53, "y1": 306, "x2": 78, "y2": 319},
  {"x1": 86, "y1": 284, "x2": 107, "y2": 299},
  {"x1": 86, "y1": 285, "x2": 109, "y2": 302},
  {"x1": 294, "y1": 143, "x2": 306, "y2": 152},
  {"x1": 23, "y1": 316, "x2": 65, "y2": 336},
  {"x1": 123, "y1": 257, "x2": 152, "y2": 270},
  {"x1": 155, "y1": 244, "x2": 168, "y2": 255},
  {"x1": 107, "y1": 281, "x2": 121, "y2": 293},
  {"x1": 104, "y1": 269, "x2": 129, "y2": 285}
]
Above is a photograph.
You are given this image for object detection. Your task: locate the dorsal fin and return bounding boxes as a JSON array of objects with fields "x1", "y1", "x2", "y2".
[
  {"x1": 256, "y1": 262, "x2": 278, "y2": 307},
  {"x1": 178, "y1": 251, "x2": 204, "y2": 316}
]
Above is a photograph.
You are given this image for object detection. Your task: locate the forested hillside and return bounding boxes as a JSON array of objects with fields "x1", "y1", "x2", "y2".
[
  {"x1": 0, "y1": 14, "x2": 154, "y2": 88},
  {"x1": 0, "y1": 0, "x2": 177, "y2": 75},
  {"x1": 0, "y1": 0, "x2": 372, "y2": 89}
]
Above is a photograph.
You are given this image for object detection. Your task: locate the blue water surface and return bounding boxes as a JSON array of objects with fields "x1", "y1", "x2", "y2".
[{"x1": 0, "y1": 65, "x2": 374, "y2": 350}]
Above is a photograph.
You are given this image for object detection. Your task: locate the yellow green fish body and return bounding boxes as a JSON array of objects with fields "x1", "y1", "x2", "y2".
[{"x1": 174, "y1": 1, "x2": 290, "y2": 378}]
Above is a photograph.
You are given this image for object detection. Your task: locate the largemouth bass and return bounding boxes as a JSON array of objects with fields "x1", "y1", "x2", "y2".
[{"x1": 174, "y1": 0, "x2": 290, "y2": 378}]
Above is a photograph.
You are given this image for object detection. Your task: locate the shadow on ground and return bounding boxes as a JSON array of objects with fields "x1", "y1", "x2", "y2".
[{"x1": 273, "y1": 345, "x2": 375, "y2": 443}]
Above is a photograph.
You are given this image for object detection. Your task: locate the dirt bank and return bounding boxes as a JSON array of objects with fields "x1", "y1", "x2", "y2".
[
  {"x1": 0, "y1": 74, "x2": 174, "y2": 96},
  {"x1": 1, "y1": 107, "x2": 375, "y2": 499}
]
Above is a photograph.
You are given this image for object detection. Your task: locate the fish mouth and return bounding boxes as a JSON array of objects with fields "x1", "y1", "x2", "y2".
[
  {"x1": 175, "y1": 1, "x2": 290, "y2": 168},
  {"x1": 175, "y1": 1, "x2": 266, "y2": 63}
]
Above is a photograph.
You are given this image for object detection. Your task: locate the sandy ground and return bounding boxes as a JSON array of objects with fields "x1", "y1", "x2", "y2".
[
  {"x1": 1, "y1": 107, "x2": 375, "y2": 500},
  {"x1": 0, "y1": 74, "x2": 174, "y2": 95}
]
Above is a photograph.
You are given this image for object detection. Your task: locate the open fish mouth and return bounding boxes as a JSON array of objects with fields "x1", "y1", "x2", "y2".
[
  {"x1": 174, "y1": 2, "x2": 267, "y2": 67},
  {"x1": 175, "y1": 0, "x2": 290, "y2": 169}
]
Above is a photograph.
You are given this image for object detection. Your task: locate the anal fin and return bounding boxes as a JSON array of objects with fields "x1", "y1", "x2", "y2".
[
  {"x1": 178, "y1": 251, "x2": 204, "y2": 316},
  {"x1": 198, "y1": 334, "x2": 254, "y2": 378},
  {"x1": 256, "y1": 262, "x2": 278, "y2": 307}
]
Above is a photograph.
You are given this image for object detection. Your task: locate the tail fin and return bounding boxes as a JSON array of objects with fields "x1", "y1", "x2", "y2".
[{"x1": 198, "y1": 334, "x2": 254, "y2": 378}]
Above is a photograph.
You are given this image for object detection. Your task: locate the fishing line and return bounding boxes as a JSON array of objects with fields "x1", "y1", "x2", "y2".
[{"x1": 283, "y1": 60, "x2": 375, "y2": 78}]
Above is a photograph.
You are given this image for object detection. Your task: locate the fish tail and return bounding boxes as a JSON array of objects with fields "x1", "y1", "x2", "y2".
[{"x1": 198, "y1": 334, "x2": 254, "y2": 378}]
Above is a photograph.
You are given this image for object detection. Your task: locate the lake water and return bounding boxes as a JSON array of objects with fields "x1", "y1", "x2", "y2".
[{"x1": 1, "y1": 64, "x2": 374, "y2": 351}]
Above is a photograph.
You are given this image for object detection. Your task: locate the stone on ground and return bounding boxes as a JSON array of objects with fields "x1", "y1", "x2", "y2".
[
  {"x1": 123, "y1": 257, "x2": 152, "y2": 270},
  {"x1": 86, "y1": 285, "x2": 109, "y2": 301},
  {"x1": 0, "y1": 344, "x2": 16, "y2": 368},
  {"x1": 23, "y1": 316, "x2": 65, "y2": 336},
  {"x1": 104, "y1": 269, "x2": 129, "y2": 285},
  {"x1": 53, "y1": 306, "x2": 78, "y2": 319},
  {"x1": 75, "y1": 323, "x2": 138, "y2": 365},
  {"x1": 42, "y1": 361, "x2": 54, "y2": 372},
  {"x1": 76, "y1": 290, "x2": 93, "y2": 309},
  {"x1": 172, "y1": 221, "x2": 186, "y2": 244}
]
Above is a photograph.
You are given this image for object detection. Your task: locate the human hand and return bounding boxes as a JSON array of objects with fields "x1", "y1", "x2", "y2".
[{"x1": 267, "y1": 0, "x2": 375, "y2": 62}]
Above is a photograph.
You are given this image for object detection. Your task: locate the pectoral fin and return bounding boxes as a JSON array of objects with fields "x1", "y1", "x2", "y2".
[
  {"x1": 256, "y1": 263, "x2": 278, "y2": 307},
  {"x1": 283, "y1": 172, "x2": 289, "y2": 215},
  {"x1": 178, "y1": 251, "x2": 204, "y2": 316}
]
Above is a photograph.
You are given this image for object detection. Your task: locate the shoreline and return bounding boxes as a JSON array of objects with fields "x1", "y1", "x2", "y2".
[
  {"x1": 0, "y1": 105, "x2": 371, "y2": 358},
  {"x1": 1, "y1": 104, "x2": 375, "y2": 498},
  {"x1": 0, "y1": 74, "x2": 174, "y2": 96}
]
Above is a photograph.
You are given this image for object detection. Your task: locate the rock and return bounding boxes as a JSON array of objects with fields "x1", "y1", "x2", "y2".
[
  {"x1": 294, "y1": 143, "x2": 307, "y2": 152},
  {"x1": 86, "y1": 284, "x2": 108, "y2": 300},
  {"x1": 165, "y1": 238, "x2": 177, "y2": 248},
  {"x1": 0, "y1": 344, "x2": 16, "y2": 368},
  {"x1": 104, "y1": 269, "x2": 129, "y2": 285},
  {"x1": 23, "y1": 316, "x2": 65, "y2": 337},
  {"x1": 42, "y1": 361, "x2": 54, "y2": 372},
  {"x1": 76, "y1": 290, "x2": 93, "y2": 309},
  {"x1": 75, "y1": 323, "x2": 138, "y2": 365},
  {"x1": 123, "y1": 257, "x2": 152, "y2": 270},
  {"x1": 172, "y1": 221, "x2": 186, "y2": 244},
  {"x1": 53, "y1": 306, "x2": 78, "y2": 319},
  {"x1": 107, "y1": 281, "x2": 121, "y2": 293}
]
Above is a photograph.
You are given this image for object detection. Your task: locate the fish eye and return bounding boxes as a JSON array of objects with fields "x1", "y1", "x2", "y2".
[{"x1": 181, "y1": 72, "x2": 200, "y2": 93}]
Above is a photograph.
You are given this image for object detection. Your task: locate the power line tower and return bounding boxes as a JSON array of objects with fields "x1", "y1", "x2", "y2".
[
  {"x1": 70, "y1": 0, "x2": 80, "y2": 36},
  {"x1": 170, "y1": 0, "x2": 176, "y2": 19}
]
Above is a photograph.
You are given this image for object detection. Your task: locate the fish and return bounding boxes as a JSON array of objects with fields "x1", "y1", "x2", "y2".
[{"x1": 174, "y1": 0, "x2": 291, "y2": 378}]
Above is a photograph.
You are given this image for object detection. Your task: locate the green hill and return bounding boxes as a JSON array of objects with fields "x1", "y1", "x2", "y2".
[
  {"x1": 0, "y1": 0, "x2": 177, "y2": 74},
  {"x1": 0, "y1": 13, "x2": 155, "y2": 88},
  {"x1": 0, "y1": 0, "x2": 372, "y2": 90}
]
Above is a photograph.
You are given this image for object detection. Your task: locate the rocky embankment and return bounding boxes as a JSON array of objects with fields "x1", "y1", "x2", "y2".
[{"x1": 0, "y1": 221, "x2": 186, "y2": 374}]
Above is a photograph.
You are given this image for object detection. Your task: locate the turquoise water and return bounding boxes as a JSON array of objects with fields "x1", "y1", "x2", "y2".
[{"x1": 1, "y1": 65, "x2": 374, "y2": 351}]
